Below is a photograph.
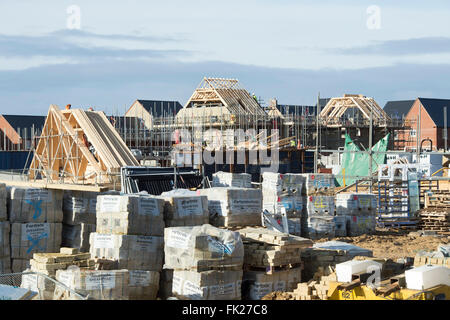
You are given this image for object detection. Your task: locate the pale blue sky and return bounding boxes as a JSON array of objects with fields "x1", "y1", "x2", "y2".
[{"x1": 0, "y1": 0, "x2": 450, "y2": 114}]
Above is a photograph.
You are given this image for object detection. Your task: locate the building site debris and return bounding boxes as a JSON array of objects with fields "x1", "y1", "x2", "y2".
[{"x1": 199, "y1": 188, "x2": 262, "y2": 227}]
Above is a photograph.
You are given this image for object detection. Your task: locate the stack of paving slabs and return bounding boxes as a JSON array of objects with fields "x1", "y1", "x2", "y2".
[
  {"x1": 160, "y1": 189, "x2": 209, "y2": 227},
  {"x1": 291, "y1": 266, "x2": 336, "y2": 300},
  {"x1": 0, "y1": 183, "x2": 10, "y2": 273},
  {"x1": 237, "y1": 227, "x2": 313, "y2": 300},
  {"x1": 62, "y1": 190, "x2": 118, "y2": 252},
  {"x1": 8, "y1": 187, "x2": 63, "y2": 272},
  {"x1": 301, "y1": 174, "x2": 336, "y2": 239},
  {"x1": 199, "y1": 187, "x2": 262, "y2": 227},
  {"x1": 54, "y1": 268, "x2": 129, "y2": 300},
  {"x1": 212, "y1": 171, "x2": 252, "y2": 188},
  {"x1": 336, "y1": 193, "x2": 377, "y2": 236},
  {"x1": 91, "y1": 193, "x2": 165, "y2": 300},
  {"x1": 164, "y1": 224, "x2": 244, "y2": 300},
  {"x1": 20, "y1": 247, "x2": 94, "y2": 300},
  {"x1": 418, "y1": 207, "x2": 450, "y2": 236}
]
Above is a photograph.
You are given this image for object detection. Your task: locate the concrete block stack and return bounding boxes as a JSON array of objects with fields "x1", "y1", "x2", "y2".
[
  {"x1": 7, "y1": 187, "x2": 63, "y2": 272},
  {"x1": 302, "y1": 174, "x2": 336, "y2": 239},
  {"x1": 20, "y1": 248, "x2": 94, "y2": 300},
  {"x1": 237, "y1": 227, "x2": 312, "y2": 300},
  {"x1": 335, "y1": 193, "x2": 377, "y2": 236},
  {"x1": 0, "y1": 183, "x2": 10, "y2": 273},
  {"x1": 261, "y1": 173, "x2": 304, "y2": 236},
  {"x1": 164, "y1": 224, "x2": 244, "y2": 300},
  {"x1": 161, "y1": 189, "x2": 209, "y2": 227},
  {"x1": 199, "y1": 187, "x2": 262, "y2": 227},
  {"x1": 89, "y1": 194, "x2": 165, "y2": 300},
  {"x1": 212, "y1": 171, "x2": 252, "y2": 188},
  {"x1": 61, "y1": 190, "x2": 118, "y2": 252}
]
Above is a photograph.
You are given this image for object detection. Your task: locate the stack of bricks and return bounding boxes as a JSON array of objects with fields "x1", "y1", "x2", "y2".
[
  {"x1": 414, "y1": 254, "x2": 450, "y2": 268},
  {"x1": 291, "y1": 267, "x2": 336, "y2": 300},
  {"x1": 0, "y1": 183, "x2": 10, "y2": 273},
  {"x1": 8, "y1": 187, "x2": 63, "y2": 273},
  {"x1": 20, "y1": 247, "x2": 94, "y2": 300},
  {"x1": 238, "y1": 227, "x2": 313, "y2": 300}
]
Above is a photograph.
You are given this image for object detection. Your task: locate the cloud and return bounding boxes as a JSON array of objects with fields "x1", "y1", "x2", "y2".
[
  {"x1": 1, "y1": 59, "x2": 450, "y2": 115},
  {"x1": 0, "y1": 30, "x2": 189, "y2": 60},
  {"x1": 331, "y1": 37, "x2": 450, "y2": 56}
]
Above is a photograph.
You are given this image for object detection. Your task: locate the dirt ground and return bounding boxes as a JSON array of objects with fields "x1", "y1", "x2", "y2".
[{"x1": 315, "y1": 229, "x2": 449, "y2": 260}]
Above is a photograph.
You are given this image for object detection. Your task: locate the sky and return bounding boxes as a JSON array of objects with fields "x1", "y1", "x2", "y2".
[{"x1": 1, "y1": 0, "x2": 450, "y2": 114}]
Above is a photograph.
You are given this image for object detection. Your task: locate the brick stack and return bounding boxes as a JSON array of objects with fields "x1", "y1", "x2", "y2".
[
  {"x1": 89, "y1": 194, "x2": 165, "y2": 300},
  {"x1": 261, "y1": 173, "x2": 304, "y2": 236},
  {"x1": 212, "y1": 171, "x2": 252, "y2": 188},
  {"x1": 8, "y1": 187, "x2": 63, "y2": 272},
  {"x1": 21, "y1": 247, "x2": 94, "y2": 300},
  {"x1": 161, "y1": 190, "x2": 209, "y2": 227},
  {"x1": 164, "y1": 224, "x2": 244, "y2": 300},
  {"x1": 237, "y1": 227, "x2": 312, "y2": 300},
  {"x1": 199, "y1": 187, "x2": 262, "y2": 227},
  {"x1": 335, "y1": 193, "x2": 377, "y2": 236},
  {"x1": 302, "y1": 174, "x2": 336, "y2": 239},
  {"x1": 291, "y1": 267, "x2": 336, "y2": 300},
  {"x1": 0, "y1": 183, "x2": 9, "y2": 273}
]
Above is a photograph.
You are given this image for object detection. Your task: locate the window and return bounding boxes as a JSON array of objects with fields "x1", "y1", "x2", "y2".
[{"x1": 410, "y1": 129, "x2": 416, "y2": 137}]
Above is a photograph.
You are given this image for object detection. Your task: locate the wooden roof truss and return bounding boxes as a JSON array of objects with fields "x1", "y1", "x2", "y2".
[{"x1": 29, "y1": 105, "x2": 139, "y2": 184}]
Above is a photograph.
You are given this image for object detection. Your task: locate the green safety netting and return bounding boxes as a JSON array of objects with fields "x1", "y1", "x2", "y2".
[{"x1": 336, "y1": 133, "x2": 390, "y2": 186}]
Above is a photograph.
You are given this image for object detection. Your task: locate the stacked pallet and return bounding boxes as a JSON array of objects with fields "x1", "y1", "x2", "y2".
[
  {"x1": 161, "y1": 190, "x2": 209, "y2": 227},
  {"x1": 89, "y1": 194, "x2": 165, "y2": 300},
  {"x1": 336, "y1": 193, "x2": 377, "y2": 236},
  {"x1": 21, "y1": 247, "x2": 94, "y2": 300},
  {"x1": 164, "y1": 224, "x2": 244, "y2": 300},
  {"x1": 0, "y1": 183, "x2": 9, "y2": 273},
  {"x1": 302, "y1": 174, "x2": 336, "y2": 239},
  {"x1": 418, "y1": 207, "x2": 450, "y2": 235},
  {"x1": 7, "y1": 187, "x2": 63, "y2": 272},
  {"x1": 261, "y1": 173, "x2": 304, "y2": 236},
  {"x1": 237, "y1": 227, "x2": 312, "y2": 300},
  {"x1": 212, "y1": 171, "x2": 252, "y2": 188},
  {"x1": 199, "y1": 187, "x2": 262, "y2": 227}
]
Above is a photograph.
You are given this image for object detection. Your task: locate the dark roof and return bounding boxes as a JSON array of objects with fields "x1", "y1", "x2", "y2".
[
  {"x1": 136, "y1": 100, "x2": 183, "y2": 117},
  {"x1": 418, "y1": 98, "x2": 450, "y2": 127},
  {"x1": 2, "y1": 115, "x2": 46, "y2": 131},
  {"x1": 383, "y1": 100, "x2": 415, "y2": 119},
  {"x1": 107, "y1": 116, "x2": 142, "y2": 128},
  {"x1": 276, "y1": 98, "x2": 330, "y2": 116}
]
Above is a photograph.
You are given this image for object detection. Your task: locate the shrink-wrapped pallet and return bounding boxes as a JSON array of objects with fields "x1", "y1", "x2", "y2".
[
  {"x1": 305, "y1": 216, "x2": 335, "y2": 240},
  {"x1": 0, "y1": 183, "x2": 6, "y2": 221},
  {"x1": 164, "y1": 224, "x2": 244, "y2": 271},
  {"x1": 10, "y1": 222, "x2": 62, "y2": 260},
  {"x1": 306, "y1": 195, "x2": 335, "y2": 216},
  {"x1": 336, "y1": 193, "x2": 377, "y2": 216},
  {"x1": 334, "y1": 216, "x2": 347, "y2": 237},
  {"x1": 54, "y1": 268, "x2": 129, "y2": 300},
  {"x1": 262, "y1": 195, "x2": 304, "y2": 216},
  {"x1": 89, "y1": 233, "x2": 163, "y2": 271},
  {"x1": 96, "y1": 194, "x2": 165, "y2": 236},
  {"x1": 158, "y1": 269, "x2": 174, "y2": 299},
  {"x1": 301, "y1": 174, "x2": 335, "y2": 195},
  {"x1": 346, "y1": 216, "x2": 376, "y2": 236},
  {"x1": 7, "y1": 187, "x2": 63, "y2": 223},
  {"x1": 62, "y1": 223, "x2": 96, "y2": 252},
  {"x1": 161, "y1": 190, "x2": 209, "y2": 227},
  {"x1": 199, "y1": 188, "x2": 262, "y2": 227},
  {"x1": 128, "y1": 270, "x2": 160, "y2": 300},
  {"x1": 212, "y1": 171, "x2": 252, "y2": 188},
  {"x1": 243, "y1": 266, "x2": 302, "y2": 300},
  {"x1": 172, "y1": 269, "x2": 242, "y2": 300},
  {"x1": 0, "y1": 256, "x2": 11, "y2": 274},
  {"x1": 0, "y1": 221, "x2": 10, "y2": 258}
]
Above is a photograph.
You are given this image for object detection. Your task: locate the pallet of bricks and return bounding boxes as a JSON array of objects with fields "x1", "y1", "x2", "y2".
[
  {"x1": 56, "y1": 193, "x2": 166, "y2": 300},
  {"x1": 199, "y1": 187, "x2": 262, "y2": 227},
  {"x1": 237, "y1": 227, "x2": 313, "y2": 300},
  {"x1": 414, "y1": 245, "x2": 450, "y2": 268},
  {"x1": 164, "y1": 224, "x2": 244, "y2": 300},
  {"x1": 261, "y1": 172, "x2": 304, "y2": 236},
  {"x1": 61, "y1": 190, "x2": 118, "y2": 252},
  {"x1": 20, "y1": 247, "x2": 94, "y2": 300},
  {"x1": 335, "y1": 193, "x2": 377, "y2": 236},
  {"x1": 0, "y1": 183, "x2": 9, "y2": 273},
  {"x1": 7, "y1": 187, "x2": 63, "y2": 273},
  {"x1": 157, "y1": 189, "x2": 210, "y2": 299},
  {"x1": 302, "y1": 174, "x2": 336, "y2": 239},
  {"x1": 212, "y1": 171, "x2": 252, "y2": 188},
  {"x1": 418, "y1": 192, "x2": 450, "y2": 235}
]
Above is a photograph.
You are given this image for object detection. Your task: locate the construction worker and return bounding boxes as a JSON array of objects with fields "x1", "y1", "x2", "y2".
[
  {"x1": 252, "y1": 93, "x2": 258, "y2": 102},
  {"x1": 88, "y1": 107, "x2": 94, "y2": 111},
  {"x1": 290, "y1": 139, "x2": 296, "y2": 148},
  {"x1": 65, "y1": 104, "x2": 71, "y2": 110}
]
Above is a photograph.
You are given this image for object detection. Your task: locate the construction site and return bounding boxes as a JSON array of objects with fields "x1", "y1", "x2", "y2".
[{"x1": 0, "y1": 76, "x2": 449, "y2": 301}]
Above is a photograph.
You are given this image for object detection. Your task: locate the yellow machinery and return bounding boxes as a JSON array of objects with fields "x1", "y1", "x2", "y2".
[{"x1": 327, "y1": 280, "x2": 450, "y2": 300}]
